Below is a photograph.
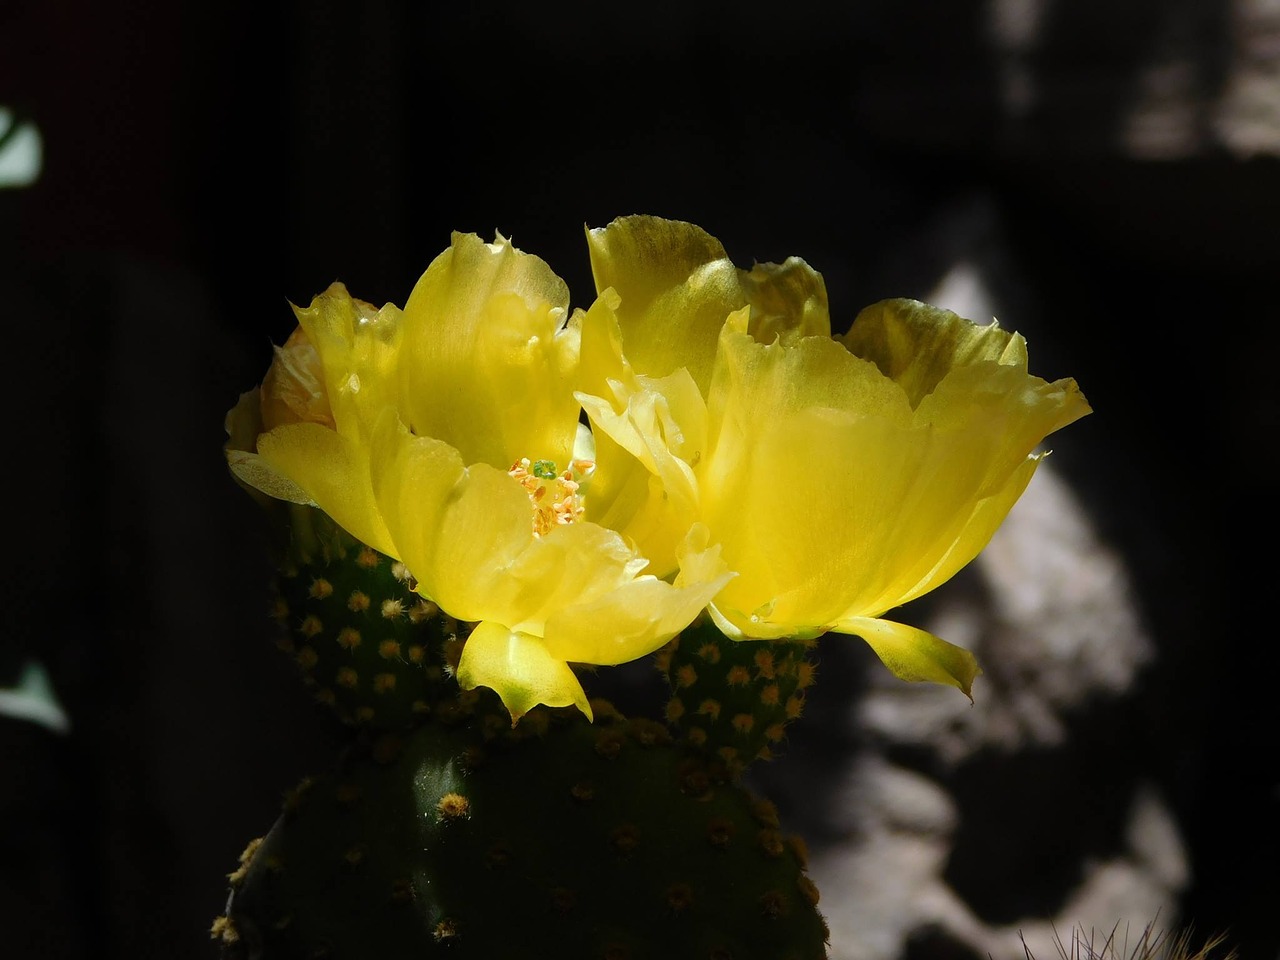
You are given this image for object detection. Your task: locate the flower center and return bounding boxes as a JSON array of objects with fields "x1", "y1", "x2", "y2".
[{"x1": 508, "y1": 457, "x2": 595, "y2": 537}]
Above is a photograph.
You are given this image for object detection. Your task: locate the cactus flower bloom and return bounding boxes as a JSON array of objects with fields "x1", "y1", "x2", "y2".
[
  {"x1": 577, "y1": 216, "x2": 1091, "y2": 697},
  {"x1": 227, "y1": 232, "x2": 730, "y2": 720},
  {"x1": 226, "y1": 285, "x2": 404, "y2": 557}
]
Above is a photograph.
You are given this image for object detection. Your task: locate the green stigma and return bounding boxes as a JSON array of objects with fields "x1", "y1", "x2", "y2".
[{"x1": 531, "y1": 460, "x2": 558, "y2": 480}]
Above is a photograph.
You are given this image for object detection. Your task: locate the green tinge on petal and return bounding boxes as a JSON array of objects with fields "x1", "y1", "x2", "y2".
[
  {"x1": 457, "y1": 621, "x2": 592, "y2": 723},
  {"x1": 587, "y1": 216, "x2": 744, "y2": 391},
  {"x1": 586, "y1": 217, "x2": 834, "y2": 393},
  {"x1": 841, "y1": 299, "x2": 1030, "y2": 408},
  {"x1": 255, "y1": 421, "x2": 397, "y2": 558},
  {"x1": 705, "y1": 601, "x2": 825, "y2": 642},
  {"x1": 837, "y1": 616, "x2": 981, "y2": 699},
  {"x1": 738, "y1": 257, "x2": 832, "y2": 343}
]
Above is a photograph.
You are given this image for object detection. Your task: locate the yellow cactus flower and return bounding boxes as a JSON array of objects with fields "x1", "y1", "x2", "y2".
[
  {"x1": 226, "y1": 284, "x2": 404, "y2": 557},
  {"x1": 227, "y1": 231, "x2": 731, "y2": 721},
  {"x1": 575, "y1": 218, "x2": 834, "y2": 579},
  {"x1": 577, "y1": 216, "x2": 1091, "y2": 697}
]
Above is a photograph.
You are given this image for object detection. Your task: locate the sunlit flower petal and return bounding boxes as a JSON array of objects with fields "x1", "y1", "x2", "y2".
[
  {"x1": 579, "y1": 216, "x2": 1090, "y2": 696},
  {"x1": 574, "y1": 292, "x2": 705, "y2": 576},
  {"x1": 290, "y1": 282, "x2": 404, "y2": 446},
  {"x1": 225, "y1": 284, "x2": 402, "y2": 555},
  {"x1": 227, "y1": 231, "x2": 730, "y2": 721},
  {"x1": 585, "y1": 215, "x2": 829, "y2": 393},
  {"x1": 256, "y1": 420, "x2": 396, "y2": 556},
  {"x1": 370, "y1": 414, "x2": 732, "y2": 716},
  {"x1": 457, "y1": 622, "x2": 593, "y2": 722},
  {"x1": 400, "y1": 231, "x2": 579, "y2": 470},
  {"x1": 543, "y1": 525, "x2": 731, "y2": 666},
  {"x1": 834, "y1": 616, "x2": 981, "y2": 698}
]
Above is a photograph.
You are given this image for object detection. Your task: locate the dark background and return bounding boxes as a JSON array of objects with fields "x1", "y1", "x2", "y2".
[{"x1": 2, "y1": 1, "x2": 1275, "y2": 958}]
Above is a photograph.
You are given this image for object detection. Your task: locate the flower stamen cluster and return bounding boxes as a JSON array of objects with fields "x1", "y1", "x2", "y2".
[{"x1": 507, "y1": 457, "x2": 596, "y2": 536}]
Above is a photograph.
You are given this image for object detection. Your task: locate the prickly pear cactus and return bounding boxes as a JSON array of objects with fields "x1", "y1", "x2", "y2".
[
  {"x1": 219, "y1": 705, "x2": 827, "y2": 960},
  {"x1": 658, "y1": 618, "x2": 817, "y2": 778},
  {"x1": 214, "y1": 511, "x2": 829, "y2": 960},
  {"x1": 270, "y1": 506, "x2": 468, "y2": 730}
]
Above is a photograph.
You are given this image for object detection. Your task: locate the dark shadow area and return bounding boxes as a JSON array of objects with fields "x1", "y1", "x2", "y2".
[{"x1": 941, "y1": 716, "x2": 1142, "y2": 925}]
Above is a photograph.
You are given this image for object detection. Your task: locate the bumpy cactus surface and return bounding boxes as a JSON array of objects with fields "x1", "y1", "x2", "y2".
[
  {"x1": 271, "y1": 507, "x2": 467, "y2": 731},
  {"x1": 658, "y1": 619, "x2": 817, "y2": 777},
  {"x1": 214, "y1": 514, "x2": 828, "y2": 960},
  {"x1": 221, "y1": 707, "x2": 826, "y2": 960}
]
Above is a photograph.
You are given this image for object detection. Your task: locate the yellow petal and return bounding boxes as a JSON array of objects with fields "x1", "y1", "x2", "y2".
[
  {"x1": 575, "y1": 378, "x2": 704, "y2": 577},
  {"x1": 698, "y1": 305, "x2": 1091, "y2": 637},
  {"x1": 698, "y1": 318, "x2": 918, "y2": 629},
  {"x1": 586, "y1": 216, "x2": 737, "y2": 390},
  {"x1": 574, "y1": 288, "x2": 634, "y2": 401},
  {"x1": 542, "y1": 525, "x2": 733, "y2": 665},
  {"x1": 255, "y1": 421, "x2": 397, "y2": 557},
  {"x1": 737, "y1": 257, "x2": 832, "y2": 343},
  {"x1": 224, "y1": 388, "x2": 305, "y2": 506},
  {"x1": 836, "y1": 616, "x2": 981, "y2": 699},
  {"x1": 482, "y1": 521, "x2": 644, "y2": 634},
  {"x1": 841, "y1": 298, "x2": 1029, "y2": 407},
  {"x1": 575, "y1": 424, "x2": 695, "y2": 580},
  {"x1": 872, "y1": 452, "x2": 1041, "y2": 613},
  {"x1": 376, "y1": 437, "x2": 623, "y2": 619},
  {"x1": 586, "y1": 216, "x2": 832, "y2": 391},
  {"x1": 456, "y1": 621, "x2": 592, "y2": 722},
  {"x1": 368, "y1": 418, "x2": 532, "y2": 622},
  {"x1": 400, "y1": 232, "x2": 578, "y2": 469},
  {"x1": 371, "y1": 408, "x2": 727, "y2": 719},
  {"x1": 226, "y1": 448, "x2": 313, "y2": 505},
  {"x1": 290, "y1": 283, "x2": 403, "y2": 444},
  {"x1": 574, "y1": 292, "x2": 707, "y2": 575},
  {"x1": 916, "y1": 359, "x2": 1091, "y2": 458}
]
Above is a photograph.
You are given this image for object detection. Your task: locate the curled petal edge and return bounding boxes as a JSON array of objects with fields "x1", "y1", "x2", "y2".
[
  {"x1": 542, "y1": 523, "x2": 735, "y2": 666},
  {"x1": 456, "y1": 621, "x2": 593, "y2": 724},
  {"x1": 836, "y1": 615, "x2": 981, "y2": 700}
]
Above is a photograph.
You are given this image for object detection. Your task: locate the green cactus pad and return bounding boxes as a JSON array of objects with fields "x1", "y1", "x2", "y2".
[
  {"x1": 271, "y1": 507, "x2": 465, "y2": 730},
  {"x1": 219, "y1": 708, "x2": 828, "y2": 960},
  {"x1": 658, "y1": 618, "x2": 817, "y2": 777}
]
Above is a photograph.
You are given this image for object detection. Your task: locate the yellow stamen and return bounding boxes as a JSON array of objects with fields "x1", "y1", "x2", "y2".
[{"x1": 507, "y1": 457, "x2": 594, "y2": 537}]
